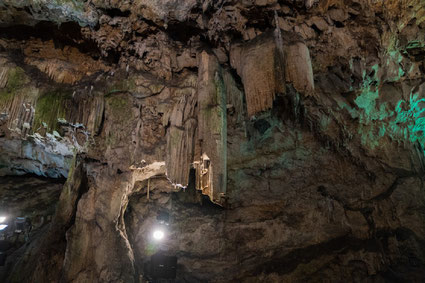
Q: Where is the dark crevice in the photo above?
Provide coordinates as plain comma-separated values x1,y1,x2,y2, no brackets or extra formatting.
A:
334,21,345,28
253,119,271,135
95,105,106,136
166,20,204,43
348,12,359,21
99,8,131,18
310,24,323,35
317,174,413,213
272,86,304,124
124,195,145,282
0,21,102,58
0,173,66,184
200,194,225,211
225,66,244,90
241,8,274,32
105,49,121,64
371,177,404,202
67,163,89,231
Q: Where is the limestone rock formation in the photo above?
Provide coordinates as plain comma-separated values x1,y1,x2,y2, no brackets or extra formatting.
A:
0,0,424,282
230,31,286,116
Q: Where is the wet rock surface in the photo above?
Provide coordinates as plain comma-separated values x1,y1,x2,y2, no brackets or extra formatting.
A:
0,0,424,282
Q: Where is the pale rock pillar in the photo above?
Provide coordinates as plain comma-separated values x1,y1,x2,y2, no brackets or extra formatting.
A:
196,51,227,205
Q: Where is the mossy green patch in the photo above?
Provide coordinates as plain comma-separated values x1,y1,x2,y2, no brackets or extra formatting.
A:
6,67,27,90
0,67,28,108
0,89,14,109
33,89,72,133
107,78,136,95
106,95,131,120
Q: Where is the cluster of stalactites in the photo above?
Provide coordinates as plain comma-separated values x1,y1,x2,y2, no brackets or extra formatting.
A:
166,31,315,205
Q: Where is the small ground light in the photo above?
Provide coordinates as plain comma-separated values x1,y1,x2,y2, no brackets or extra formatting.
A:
0,225,7,231
0,217,6,223
153,230,164,241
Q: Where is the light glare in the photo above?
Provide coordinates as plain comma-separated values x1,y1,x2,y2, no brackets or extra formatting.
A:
0,224,7,231
0,217,6,223
153,230,164,240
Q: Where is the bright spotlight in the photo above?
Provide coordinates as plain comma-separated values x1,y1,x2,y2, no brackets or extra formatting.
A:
0,225,7,231
153,230,164,241
0,217,5,223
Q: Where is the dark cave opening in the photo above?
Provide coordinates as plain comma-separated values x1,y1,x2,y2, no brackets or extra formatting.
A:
0,173,69,281
165,20,205,44
124,170,225,282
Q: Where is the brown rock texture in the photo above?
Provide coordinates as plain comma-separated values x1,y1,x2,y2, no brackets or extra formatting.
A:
230,31,286,116
0,0,424,282
196,51,227,204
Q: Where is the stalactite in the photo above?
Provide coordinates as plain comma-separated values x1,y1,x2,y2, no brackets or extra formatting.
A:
196,51,227,205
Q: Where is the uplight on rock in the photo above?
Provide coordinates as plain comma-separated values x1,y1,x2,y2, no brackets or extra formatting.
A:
153,230,164,241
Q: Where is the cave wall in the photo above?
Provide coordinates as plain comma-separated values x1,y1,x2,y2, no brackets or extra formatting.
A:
0,0,425,282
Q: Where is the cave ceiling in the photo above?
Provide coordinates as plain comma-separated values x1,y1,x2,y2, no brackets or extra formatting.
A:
0,0,425,282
